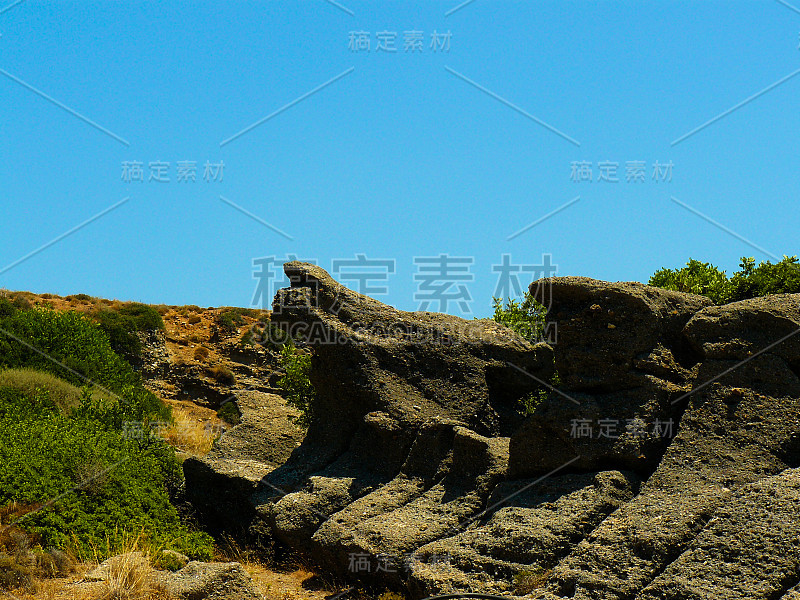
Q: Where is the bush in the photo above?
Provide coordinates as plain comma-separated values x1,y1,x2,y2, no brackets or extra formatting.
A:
0,385,212,562
216,401,241,426
649,255,800,304
241,320,289,351
491,292,547,342
0,368,83,413
193,346,210,361
492,292,559,415
277,342,316,427
0,304,212,563
0,306,170,425
90,303,165,363
648,259,734,304
0,553,32,591
67,293,93,302
215,309,247,334
207,365,235,385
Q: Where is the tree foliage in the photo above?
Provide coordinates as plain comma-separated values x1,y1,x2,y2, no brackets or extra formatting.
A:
649,255,800,304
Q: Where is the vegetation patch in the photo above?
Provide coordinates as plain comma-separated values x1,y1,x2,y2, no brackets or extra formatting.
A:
0,303,213,566
90,302,165,363
649,255,800,304
277,342,316,427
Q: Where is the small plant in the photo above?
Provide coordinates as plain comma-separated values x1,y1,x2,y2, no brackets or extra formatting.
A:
151,549,186,572
216,400,242,426
187,315,202,324
519,370,561,416
208,365,235,385
277,341,316,427
513,566,551,594
492,292,547,342
193,346,210,361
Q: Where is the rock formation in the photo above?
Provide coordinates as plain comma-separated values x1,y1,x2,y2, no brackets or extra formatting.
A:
185,263,800,599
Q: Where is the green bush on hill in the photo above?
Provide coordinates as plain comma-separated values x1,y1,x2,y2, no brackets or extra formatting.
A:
90,302,165,363
0,302,213,564
0,303,169,425
649,255,800,304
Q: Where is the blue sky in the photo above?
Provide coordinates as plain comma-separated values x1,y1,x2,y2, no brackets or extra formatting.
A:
1,0,798,317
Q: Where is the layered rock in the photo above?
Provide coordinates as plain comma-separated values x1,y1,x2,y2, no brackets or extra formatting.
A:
183,390,305,542
183,266,800,599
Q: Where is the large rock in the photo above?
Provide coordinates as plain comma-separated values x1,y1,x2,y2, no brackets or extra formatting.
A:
153,561,264,600
406,470,639,596
535,293,800,600
510,278,712,479
185,267,800,599
530,276,713,392
637,468,800,600
267,262,553,470
250,262,552,580
183,390,305,542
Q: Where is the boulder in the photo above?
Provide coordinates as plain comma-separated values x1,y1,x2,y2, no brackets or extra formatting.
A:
153,561,263,600
184,267,800,599
183,390,305,541
251,261,553,577
510,277,712,479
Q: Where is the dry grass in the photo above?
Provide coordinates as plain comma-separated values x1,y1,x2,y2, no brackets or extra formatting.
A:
0,368,83,413
98,552,152,600
158,401,222,457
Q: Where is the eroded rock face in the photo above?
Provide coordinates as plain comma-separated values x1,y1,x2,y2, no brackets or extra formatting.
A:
183,390,305,543
510,277,714,479
184,266,800,599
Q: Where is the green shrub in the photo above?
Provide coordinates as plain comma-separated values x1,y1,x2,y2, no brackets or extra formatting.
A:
649,258,735,304
277,342,316,427
0,306,170,425
0,368,83,413
0,304,211,563
649,255,800,304
0,385,212,562
241,321,289,351
90,303,165,363
492,292,560,415
151,550,185,572
491,292,547,342
519,370,561,416
215,309,247,333
67,293,93,302
216,401,241,426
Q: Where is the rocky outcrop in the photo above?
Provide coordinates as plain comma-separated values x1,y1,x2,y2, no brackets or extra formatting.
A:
153,561,264,600
510,277,713,479
183,391,305,543
184,264,800,599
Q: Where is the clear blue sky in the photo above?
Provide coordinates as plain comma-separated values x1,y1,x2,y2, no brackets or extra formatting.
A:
1,0,798,317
